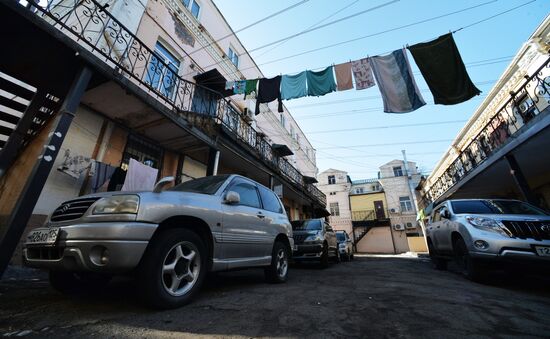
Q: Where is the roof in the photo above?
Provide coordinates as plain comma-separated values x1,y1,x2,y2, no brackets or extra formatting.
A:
351,178,379,185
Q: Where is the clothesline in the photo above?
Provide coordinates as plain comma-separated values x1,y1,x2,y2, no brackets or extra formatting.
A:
225,32,481,115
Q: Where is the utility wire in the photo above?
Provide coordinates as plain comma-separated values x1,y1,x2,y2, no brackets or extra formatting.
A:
247,0,400,54
254,0,361,58
186,0,310,56
304,120,467,135
316,139,454,150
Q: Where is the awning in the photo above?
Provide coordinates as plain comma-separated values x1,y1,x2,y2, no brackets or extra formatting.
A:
272,144,294,157
193,68,233,97
315,208,331,218
303,175,318,184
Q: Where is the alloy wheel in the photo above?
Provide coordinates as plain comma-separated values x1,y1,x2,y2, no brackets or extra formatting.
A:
161,241,201,296
276,248,288,278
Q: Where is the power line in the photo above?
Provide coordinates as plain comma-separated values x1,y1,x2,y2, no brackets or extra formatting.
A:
304,120,467,135
187,0,310,57
247,0,400,54
254,0,361,58
316,139,454,150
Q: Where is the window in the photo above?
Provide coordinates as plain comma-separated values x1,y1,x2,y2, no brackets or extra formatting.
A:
355,187,364,194
258,186,283,214
228,180,260,208
329,202,340,216
122,134,163,171
146,42,180,98
181,0,200,19
451,200,547,215
393,166,403,177
290,126,295,139
227,46,239,67
328,175,335,185
329,192,336,196
280,113,286,128
399,196,413,212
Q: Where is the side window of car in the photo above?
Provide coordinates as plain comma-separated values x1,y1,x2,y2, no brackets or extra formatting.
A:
432,208,441,222
325,223,333,232
228,180,261,208
258,186,283,214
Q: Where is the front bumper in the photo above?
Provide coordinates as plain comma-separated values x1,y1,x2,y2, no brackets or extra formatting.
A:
468,235,550,264
293,243,323,260
23,221,157,273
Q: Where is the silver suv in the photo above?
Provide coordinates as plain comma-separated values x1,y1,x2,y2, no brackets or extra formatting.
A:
426,199,550,280
24,174,293,308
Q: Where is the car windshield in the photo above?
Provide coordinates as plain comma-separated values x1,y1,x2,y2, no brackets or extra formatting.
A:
336,233,346,241
169,175,230,195
291,220,322,231
451,200,548,215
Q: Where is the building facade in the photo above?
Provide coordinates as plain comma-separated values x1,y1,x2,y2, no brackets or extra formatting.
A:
0,0,326,268
316,169,353,234
417,15,550,214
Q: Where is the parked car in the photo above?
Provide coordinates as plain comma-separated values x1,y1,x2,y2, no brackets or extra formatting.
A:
336,230,354,261
291,219,339,267
23,174,293,309
426,199,550,281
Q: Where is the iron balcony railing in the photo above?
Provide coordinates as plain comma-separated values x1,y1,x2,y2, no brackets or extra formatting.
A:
351,209,393,222
22,0,326,206
423,56,550,205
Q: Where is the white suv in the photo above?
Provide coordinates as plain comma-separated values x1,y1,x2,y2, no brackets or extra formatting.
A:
426,199,550,280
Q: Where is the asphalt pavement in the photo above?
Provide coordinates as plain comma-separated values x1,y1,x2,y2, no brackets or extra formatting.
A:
1,254,550,338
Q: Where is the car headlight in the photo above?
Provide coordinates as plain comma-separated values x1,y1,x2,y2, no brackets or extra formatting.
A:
339,243,346,248
92,195,139,214
305,233,322,242
466,216,510,237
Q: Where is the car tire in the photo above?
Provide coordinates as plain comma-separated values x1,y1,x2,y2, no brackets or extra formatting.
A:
265,241,289,283
350,253,354,261
320,242,329,268
334,247,341,263
454,236,486,282
49,271,111,294
427,239,447,271
138,228,207,309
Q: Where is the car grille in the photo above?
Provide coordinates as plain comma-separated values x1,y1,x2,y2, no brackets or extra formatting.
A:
501,221,550,241
50,197,100,222
293,234,309,244
26,247,64,260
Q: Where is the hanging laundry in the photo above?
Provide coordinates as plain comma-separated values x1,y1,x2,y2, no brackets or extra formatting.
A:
255,75,283,114
334,62,354,91
107,166,127,191
90,161,116,193
351,57,375,90
244,79,258,99
408,33,481,105
233,80,246,94
121,158,159,192
225,81,235,91
306,66,337,97
369,49,426,113
281,71,307,100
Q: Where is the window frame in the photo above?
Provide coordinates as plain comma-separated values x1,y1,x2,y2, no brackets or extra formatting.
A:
328,175,335,185
329,202,340,216
258,185,284,214
227,45,239,68
146,41,181,99
225,178,262,209
399,196,413,212
393,166,403,177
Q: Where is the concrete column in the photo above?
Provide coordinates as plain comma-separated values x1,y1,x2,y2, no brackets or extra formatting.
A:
206,148,220,176
505,154,538,206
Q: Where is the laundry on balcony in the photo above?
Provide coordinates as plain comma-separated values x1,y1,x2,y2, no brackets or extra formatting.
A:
334,62,353,91
255,75,283,114
306,66,337,97
369,48,426,113
408,33,481,105
281,71,307,100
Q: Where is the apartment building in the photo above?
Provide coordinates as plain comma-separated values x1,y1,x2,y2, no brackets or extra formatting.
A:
0,0,326,268
316,169,352,234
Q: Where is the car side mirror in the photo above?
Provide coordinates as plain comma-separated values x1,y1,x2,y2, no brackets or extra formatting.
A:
224,191,240,204
153,176,174,193
441,209,450,219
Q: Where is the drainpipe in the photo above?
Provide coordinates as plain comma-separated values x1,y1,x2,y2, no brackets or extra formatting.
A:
402,150,418,214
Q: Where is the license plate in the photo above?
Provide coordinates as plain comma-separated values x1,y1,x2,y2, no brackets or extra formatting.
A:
26,228,59,245
534,246,550,257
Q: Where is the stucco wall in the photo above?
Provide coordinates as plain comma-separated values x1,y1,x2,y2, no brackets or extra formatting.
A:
356,227,394,254
350,192,387,213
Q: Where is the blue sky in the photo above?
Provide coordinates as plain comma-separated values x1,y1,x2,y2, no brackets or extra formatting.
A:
213,0,549,180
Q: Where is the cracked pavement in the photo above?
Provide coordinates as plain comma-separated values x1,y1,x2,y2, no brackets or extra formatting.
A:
1,255,550,338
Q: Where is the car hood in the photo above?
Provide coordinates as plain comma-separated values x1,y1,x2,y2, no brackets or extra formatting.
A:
461,214,550,222
292,230,319,236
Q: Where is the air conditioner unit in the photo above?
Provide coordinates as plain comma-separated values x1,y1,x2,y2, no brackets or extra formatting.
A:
393,224,405,231
390,208,399,214
405,222,416,229
242,107,254,122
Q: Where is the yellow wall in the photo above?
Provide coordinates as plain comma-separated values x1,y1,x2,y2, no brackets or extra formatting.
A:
407,237,428,253
350,192,387,212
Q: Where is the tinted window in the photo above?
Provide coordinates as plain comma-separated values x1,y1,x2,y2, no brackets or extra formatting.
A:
228,181,260,208
452,200,547,215
258,186,283,214
170,175,229,194
325,223,333,232
336,233,346,241
291,220,322,231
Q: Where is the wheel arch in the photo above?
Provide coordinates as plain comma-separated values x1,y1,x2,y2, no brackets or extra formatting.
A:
150,215,214,270
274,233,291,254
451,231,463,252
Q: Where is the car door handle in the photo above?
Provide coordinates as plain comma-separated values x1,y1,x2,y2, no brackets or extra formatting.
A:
257,213,265,219
436,226,440,229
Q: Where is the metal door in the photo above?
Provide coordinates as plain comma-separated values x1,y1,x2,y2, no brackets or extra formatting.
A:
374,200,385,219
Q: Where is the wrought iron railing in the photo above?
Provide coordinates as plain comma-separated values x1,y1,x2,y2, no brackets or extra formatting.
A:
351,210,375,222
423,56,550,204
21,0,326,206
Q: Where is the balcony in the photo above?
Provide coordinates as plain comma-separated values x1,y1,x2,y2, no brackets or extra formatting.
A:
422,56,550,206
12,0,325,207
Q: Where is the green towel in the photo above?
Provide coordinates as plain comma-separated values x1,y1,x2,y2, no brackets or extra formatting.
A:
281,71,307,100
306,66,336,97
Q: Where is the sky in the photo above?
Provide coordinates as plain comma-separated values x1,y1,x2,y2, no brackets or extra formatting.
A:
213,0,549,180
